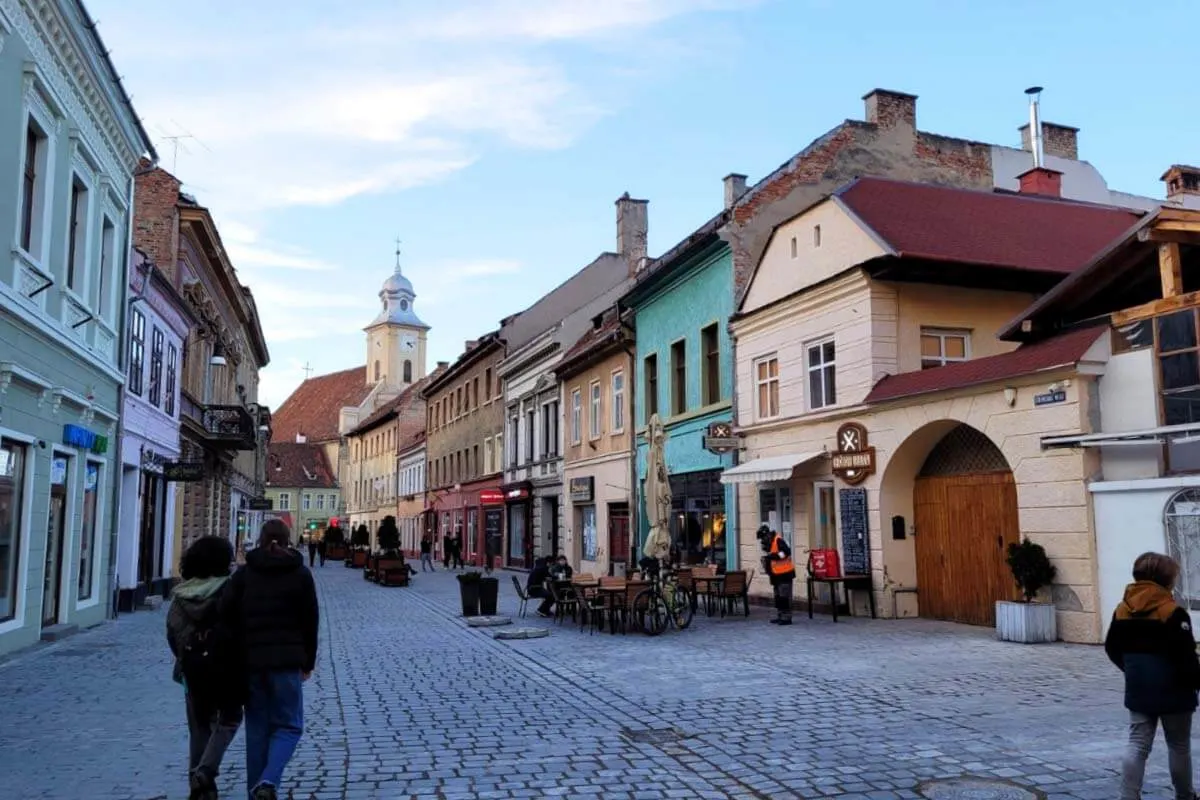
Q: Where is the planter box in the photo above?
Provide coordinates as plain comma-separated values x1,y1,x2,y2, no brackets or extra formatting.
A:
326,545,347,561
459,580,481,617
996,600,1057,644
479,578,499,615
351,550,368,568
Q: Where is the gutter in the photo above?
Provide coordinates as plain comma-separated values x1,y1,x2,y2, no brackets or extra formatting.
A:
620,337,639,569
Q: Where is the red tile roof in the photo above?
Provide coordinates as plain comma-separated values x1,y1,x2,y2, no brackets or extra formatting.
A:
347,369,443,438
269,365,371,444
265,441,337,489
838,178,1143,274
863,325,1104,404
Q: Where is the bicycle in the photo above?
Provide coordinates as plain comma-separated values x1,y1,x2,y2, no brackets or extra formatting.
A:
633,563,694,636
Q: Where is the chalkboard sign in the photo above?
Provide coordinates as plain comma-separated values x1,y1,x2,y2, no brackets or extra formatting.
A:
838,487,870,576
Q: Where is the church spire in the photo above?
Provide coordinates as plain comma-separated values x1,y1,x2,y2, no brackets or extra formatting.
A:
394,236,403,275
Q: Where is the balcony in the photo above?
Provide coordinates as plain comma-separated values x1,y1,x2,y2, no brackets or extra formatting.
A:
201,405,257,450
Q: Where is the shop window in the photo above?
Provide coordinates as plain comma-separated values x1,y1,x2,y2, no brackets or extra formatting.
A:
612,370,625,432
644,354,659,423
1166,488,1200,611
701,324,720,406
813,482,836,550
570,389,582,444
0,439,28,621
78,461,100,601
668,471,727,568
806,337,836,410
920,328,971,370
128,309,146,395
589,381,602,439
755,355,780,420
670,340,687,415
580,506,598,561
149,327,164,406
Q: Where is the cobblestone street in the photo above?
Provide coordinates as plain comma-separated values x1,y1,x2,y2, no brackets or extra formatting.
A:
0,563,1183,799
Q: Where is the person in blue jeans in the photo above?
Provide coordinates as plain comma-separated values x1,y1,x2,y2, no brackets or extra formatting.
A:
221,519,319,800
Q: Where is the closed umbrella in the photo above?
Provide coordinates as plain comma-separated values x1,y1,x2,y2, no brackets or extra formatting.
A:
642,414,672,562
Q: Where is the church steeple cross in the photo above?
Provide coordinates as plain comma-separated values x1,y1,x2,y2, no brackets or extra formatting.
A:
394,237,402,275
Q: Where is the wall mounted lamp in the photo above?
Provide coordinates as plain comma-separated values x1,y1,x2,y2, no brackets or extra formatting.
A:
1003,387,1017,407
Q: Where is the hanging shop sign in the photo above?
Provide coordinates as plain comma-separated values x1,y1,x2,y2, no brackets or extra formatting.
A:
702,421,742,454
830,422,876,486
247,497,273,511
63,423,108,455
163,461,206,482
569,476,594,503
505,486,530,501
479,489,505,506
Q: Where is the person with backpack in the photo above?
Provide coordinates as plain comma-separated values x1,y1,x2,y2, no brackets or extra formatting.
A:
166,536,242,800
1105,551,1200,800
221,519,319,800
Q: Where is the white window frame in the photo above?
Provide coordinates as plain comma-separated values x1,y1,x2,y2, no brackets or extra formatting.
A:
15,82,60,274
63,169,93,302
570,388,582,444
0,428,37,634
611,370,625,433
316,494,325,511
278,493,291,511
806,337,837,411
754,355,780,420
75,457,104,609
302,493,312,511
589,381,602,440
920,328,972,369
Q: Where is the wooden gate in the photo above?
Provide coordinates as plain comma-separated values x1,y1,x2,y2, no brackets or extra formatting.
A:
914,471,1020,626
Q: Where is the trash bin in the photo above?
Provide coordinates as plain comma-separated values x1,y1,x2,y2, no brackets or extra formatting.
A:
479,577,499,615
457,573,481,616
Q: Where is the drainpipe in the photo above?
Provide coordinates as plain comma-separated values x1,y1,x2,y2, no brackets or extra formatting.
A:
621,331,638,569
106,172,137,619
727,320,739,571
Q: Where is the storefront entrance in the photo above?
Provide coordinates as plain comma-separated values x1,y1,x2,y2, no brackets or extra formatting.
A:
608,504,630,567
137,473,165,588
913,425,1019,626
669,469,727,568
43,455,70,626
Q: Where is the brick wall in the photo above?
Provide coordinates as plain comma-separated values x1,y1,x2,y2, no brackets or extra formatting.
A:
133,164,182,285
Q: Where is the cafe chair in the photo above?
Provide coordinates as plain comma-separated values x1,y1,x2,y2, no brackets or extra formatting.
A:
511,575,530,618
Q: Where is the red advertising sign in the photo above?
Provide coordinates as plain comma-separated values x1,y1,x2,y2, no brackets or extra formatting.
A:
479,489,504,506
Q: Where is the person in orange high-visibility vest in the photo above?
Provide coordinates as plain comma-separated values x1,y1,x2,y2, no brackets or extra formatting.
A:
757,524,795,625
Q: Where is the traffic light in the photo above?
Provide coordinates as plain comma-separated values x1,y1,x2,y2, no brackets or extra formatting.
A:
308,520,317,531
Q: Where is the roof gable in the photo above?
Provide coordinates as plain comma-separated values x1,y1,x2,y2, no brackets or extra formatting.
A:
270,366,371,444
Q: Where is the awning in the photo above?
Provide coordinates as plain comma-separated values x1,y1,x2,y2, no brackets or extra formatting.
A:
719,451,827,484
1042,422,1200,449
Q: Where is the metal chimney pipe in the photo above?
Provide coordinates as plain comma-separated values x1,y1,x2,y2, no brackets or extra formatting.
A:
1025,86,1044,169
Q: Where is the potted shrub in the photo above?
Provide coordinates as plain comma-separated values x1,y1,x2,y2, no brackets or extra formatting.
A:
374,516,408,586
996,537,1058,644
323,525,347,561
457,570,483,617
349,524,370,568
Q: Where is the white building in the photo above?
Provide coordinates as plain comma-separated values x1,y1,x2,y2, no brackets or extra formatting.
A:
115,250,193,610
397,439,426,553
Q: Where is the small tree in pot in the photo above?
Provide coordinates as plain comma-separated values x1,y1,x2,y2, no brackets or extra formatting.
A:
348,524,371,568
996,537,1059,644
377,516,401,557
324,525,346,561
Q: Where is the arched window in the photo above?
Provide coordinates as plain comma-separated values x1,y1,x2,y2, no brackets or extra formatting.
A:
1165,489,1200,610
403,360,413,383
373,360,380,382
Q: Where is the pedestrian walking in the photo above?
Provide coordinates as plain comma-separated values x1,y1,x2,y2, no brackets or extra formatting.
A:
221,519,319,800
420,534,435,572
442,533,452,569
307,536,318,568
1105,551,1200,800
166,535,242,800
316,537,326,567
451,529,465,570
757,524,794,625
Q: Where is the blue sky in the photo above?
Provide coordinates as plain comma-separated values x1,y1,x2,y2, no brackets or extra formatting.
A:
88,0,1194,409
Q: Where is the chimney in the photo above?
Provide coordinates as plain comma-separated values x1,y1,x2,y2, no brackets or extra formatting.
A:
1017,166,1063,198
295,432,307,444
437,361,449,369
724,174,747,209
616,192,648,272
464,340,478,352
1162,165,1200,201
862,89,917,130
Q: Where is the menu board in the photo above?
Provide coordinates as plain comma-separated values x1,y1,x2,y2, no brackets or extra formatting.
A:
838,487,870,576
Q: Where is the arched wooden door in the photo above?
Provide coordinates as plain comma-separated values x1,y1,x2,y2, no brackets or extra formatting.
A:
913,425,1020,626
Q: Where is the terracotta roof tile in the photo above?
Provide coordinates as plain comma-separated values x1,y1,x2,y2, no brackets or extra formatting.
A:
348,370,442,438
270,365,371,444
838,178,1143,274
265,442,337,489
561,317,622,364
864,325,1104,404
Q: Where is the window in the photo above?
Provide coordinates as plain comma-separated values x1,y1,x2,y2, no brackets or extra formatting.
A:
148,328,164,406
66,176,88,293
316,494,325,510
97,218,115,319
164,344,177,416
473,378,480,409
484,438,494,474
374,361,380,382
485,368,493,400
589,381,602,439
509,415,519,467
670,340,687,415
755,356,780,419
789,236,798,259
457,387,463,417
278,493,291,511
920,328,970,369
1157,310,1200,472
403,360,412,383
128,309,145,395
19,122,46,255
0,439,27,621
542,401,559,457
612,371,625,432
806,338,836,409
1165,489,1200,609
302,493,312,511
813,225,822,248
570,389,582,444
701,324,720,406
644,354,658,422
526,408,536,460
78,461,100,601
473,444,480,477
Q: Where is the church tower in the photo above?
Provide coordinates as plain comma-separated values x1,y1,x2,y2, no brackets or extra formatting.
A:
364,244,429,389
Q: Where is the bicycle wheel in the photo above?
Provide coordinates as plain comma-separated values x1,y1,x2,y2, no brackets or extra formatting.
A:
639,590,667,636
670,585,694,630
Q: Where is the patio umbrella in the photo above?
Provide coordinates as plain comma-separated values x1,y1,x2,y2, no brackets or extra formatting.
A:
642,413,672,562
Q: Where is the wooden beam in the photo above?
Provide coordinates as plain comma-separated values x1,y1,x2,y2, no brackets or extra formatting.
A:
1157,220,1200,234
1139,228,1200,245
1156,207,1200,222
1160,241,1184,297
1111,288,1200,325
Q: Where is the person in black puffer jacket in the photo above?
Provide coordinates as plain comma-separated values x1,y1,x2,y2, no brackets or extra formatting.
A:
220,519,318,800
1105,551,1200,800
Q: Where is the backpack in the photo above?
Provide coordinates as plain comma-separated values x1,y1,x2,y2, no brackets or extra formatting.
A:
180,604,233,690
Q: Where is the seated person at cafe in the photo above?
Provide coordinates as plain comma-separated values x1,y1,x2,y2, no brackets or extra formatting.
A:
549,554,573,582
527,556,554,617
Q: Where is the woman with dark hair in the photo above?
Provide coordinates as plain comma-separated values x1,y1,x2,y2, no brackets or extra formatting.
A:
1106,551,1200,800
166,535,241,800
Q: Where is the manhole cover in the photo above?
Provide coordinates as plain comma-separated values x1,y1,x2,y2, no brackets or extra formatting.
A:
493,627,549,640
465,615,512,628
620,727,688,745
920,777,1043,800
